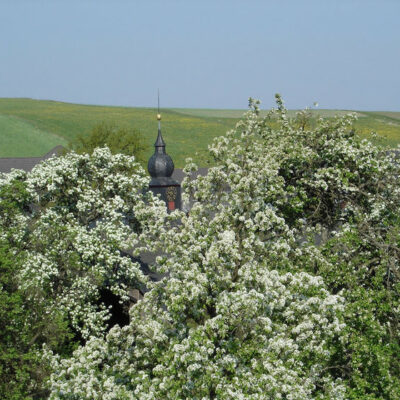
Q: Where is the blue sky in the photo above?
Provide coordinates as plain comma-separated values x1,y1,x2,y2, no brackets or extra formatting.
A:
1,0,399,110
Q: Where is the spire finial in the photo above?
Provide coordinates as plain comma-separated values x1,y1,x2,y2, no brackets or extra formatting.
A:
157,89,161,121
154,89,165,149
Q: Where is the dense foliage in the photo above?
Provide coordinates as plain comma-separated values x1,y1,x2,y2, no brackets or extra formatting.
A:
0,148,168,397
1,96,399,399
0,237,46,399
69,122,147,164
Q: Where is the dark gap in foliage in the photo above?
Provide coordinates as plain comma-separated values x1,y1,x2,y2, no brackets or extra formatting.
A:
98,288,130,329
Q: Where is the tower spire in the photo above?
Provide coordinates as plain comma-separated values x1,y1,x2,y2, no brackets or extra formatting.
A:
147,90,181,211
148,90,173,177
155,89,166,151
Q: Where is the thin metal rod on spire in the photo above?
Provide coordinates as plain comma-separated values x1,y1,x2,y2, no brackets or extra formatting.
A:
157,89,161,129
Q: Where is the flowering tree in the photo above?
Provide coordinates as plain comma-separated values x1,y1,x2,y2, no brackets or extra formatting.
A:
3,98,399,399
1,148,169,338
47,100,364,399
0,148,169,396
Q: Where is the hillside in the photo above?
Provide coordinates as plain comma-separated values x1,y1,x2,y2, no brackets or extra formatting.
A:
0,98,399,167
0,114,67,157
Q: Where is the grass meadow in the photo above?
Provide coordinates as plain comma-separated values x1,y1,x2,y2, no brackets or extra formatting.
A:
0,113,68,157
0,98,399,167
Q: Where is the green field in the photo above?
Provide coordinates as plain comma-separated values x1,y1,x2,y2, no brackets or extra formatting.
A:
0,114,68,157
0,98,399,167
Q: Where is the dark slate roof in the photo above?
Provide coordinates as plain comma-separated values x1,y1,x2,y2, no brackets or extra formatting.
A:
0,146,65,174
171,167,209,183
385,149,400,158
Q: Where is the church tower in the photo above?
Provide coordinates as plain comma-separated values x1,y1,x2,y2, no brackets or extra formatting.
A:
147,96,181,210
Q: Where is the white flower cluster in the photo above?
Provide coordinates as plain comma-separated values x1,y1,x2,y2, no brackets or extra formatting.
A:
47,100,378,399
0,147,169,338
5,97,397,398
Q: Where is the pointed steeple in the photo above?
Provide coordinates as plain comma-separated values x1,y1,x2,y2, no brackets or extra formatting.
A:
147,92,174,178
147,91,181,211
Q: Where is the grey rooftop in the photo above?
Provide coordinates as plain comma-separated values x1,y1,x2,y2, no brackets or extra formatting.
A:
0,146,65,174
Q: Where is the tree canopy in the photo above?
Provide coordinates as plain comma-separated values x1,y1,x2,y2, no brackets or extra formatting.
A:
1,96,399,399
0,148,168,398
69,122,147,165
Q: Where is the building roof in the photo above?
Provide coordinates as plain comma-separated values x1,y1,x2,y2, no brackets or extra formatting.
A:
171,167,208,183
0,145,65,174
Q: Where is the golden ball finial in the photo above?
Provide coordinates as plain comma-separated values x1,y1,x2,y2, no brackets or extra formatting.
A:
157,113,161,121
